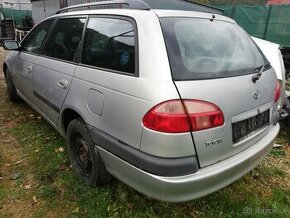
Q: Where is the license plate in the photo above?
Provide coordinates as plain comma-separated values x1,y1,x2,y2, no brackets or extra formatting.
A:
232,110,269,143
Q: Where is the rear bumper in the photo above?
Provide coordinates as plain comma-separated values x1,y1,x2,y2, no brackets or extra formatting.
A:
97,124,280,202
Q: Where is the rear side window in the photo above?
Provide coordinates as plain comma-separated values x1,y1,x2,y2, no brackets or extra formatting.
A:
43,18,86,62
160,18,268,80
82,17,135,74
21,20,53,54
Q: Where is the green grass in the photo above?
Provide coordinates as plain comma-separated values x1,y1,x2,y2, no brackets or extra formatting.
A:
270,148,287,158
3,117,288,217
255,165,286,178
275,120,290,145
0,186,7,204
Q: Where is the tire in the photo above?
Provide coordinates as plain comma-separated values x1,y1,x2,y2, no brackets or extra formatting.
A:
66,118,111,186
4,69,21,103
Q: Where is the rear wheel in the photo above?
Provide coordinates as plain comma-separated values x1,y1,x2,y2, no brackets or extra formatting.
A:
4,69,21,102
66,118,111,186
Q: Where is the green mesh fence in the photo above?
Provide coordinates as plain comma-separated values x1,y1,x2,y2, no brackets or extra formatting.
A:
266,6,290,46
0,8,32,28
217,5,290,46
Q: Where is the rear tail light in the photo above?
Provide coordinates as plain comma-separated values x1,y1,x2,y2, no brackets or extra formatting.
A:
184,100,224,131
274,81,282,103
143,100,224,133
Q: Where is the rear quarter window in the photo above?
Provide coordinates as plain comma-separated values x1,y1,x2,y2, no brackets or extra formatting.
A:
81,17,136,74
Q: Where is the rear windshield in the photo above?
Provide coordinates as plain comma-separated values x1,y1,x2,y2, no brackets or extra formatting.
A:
160,18,268,80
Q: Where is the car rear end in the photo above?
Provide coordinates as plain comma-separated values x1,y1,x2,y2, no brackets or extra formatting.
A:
143,11,280,200
97,10,280,202
157,12,281,167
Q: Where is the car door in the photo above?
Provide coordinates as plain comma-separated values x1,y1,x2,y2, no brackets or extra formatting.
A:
13,19,54,103
32,17,86,125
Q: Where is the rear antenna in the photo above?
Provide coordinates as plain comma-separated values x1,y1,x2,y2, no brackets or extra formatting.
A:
210,14,215,22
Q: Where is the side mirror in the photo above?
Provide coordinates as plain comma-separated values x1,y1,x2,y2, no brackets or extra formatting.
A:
3,40,19,51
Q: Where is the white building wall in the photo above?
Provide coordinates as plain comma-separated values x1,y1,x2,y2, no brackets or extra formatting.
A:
0,0,32,10
32,0,60,24
32,0,107,23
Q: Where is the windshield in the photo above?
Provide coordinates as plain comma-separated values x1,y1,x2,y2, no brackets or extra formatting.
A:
160,18,268,80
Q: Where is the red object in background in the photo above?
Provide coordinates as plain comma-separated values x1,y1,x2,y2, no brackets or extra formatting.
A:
267,0,290,5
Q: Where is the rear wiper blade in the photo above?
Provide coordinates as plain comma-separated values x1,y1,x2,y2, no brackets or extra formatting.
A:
253,65,264,74
252,63,269,83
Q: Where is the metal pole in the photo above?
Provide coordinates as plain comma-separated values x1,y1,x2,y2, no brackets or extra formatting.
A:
11,6,16,40
263,5,272,40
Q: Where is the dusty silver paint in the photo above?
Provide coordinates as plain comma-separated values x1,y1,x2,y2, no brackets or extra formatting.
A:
33,56,75,125
87,89,104,115
140,127,195,158
12,52,36,102
175,68,277,167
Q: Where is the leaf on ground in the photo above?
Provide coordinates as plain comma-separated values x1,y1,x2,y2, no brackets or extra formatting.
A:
72,207,79,214
14,160,23,165
58,147,65,152
59,164,66,171
32,196,37,204
24,184,31,190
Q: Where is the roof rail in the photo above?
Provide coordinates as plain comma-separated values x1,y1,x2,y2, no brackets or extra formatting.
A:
55,0,151,14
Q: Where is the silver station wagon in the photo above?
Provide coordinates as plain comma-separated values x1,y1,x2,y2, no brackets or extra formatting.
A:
3,0,281,202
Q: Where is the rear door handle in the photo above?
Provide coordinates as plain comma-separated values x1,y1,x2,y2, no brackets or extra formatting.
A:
26,66,32,73
57,79,69,89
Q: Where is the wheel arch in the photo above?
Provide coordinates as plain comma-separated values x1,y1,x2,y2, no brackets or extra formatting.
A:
60,107,86,136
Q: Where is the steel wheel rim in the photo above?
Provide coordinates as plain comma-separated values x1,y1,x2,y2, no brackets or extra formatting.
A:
71,133,92,178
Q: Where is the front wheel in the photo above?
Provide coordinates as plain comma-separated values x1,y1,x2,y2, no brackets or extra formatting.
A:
66,118,111,186
4,69,21,102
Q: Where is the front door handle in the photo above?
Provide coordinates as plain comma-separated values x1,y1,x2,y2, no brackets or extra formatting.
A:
26,66,32,73
57,79,69,89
